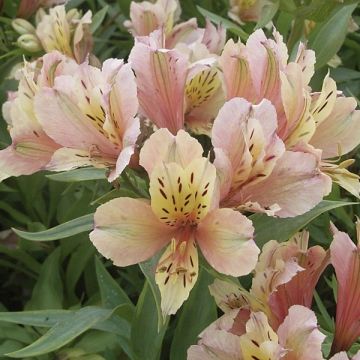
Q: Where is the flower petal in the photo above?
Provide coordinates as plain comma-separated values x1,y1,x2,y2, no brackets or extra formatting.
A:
277,305,326,360
149,157,216,226
310,97,360,159
155,235,199,316
196,208,258,277
129,32,189,134
330,223,360,353
239,150,332,217
90,198,172,266
139,128,203,175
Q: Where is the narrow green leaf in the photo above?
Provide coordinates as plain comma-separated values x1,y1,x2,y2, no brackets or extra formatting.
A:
5,307,118,358
26,248,63,310
196,6,249,40
90,6,109,33
314,290,334,332
131,282,168,360
95,257,134,309
170,270,217,360
12,213,94,241
309,4,357,69
252,200,357,247
139,253,166,329
46,168,106,182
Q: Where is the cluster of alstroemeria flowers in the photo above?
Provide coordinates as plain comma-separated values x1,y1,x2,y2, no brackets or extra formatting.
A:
189,222,360,360
1,0,360,353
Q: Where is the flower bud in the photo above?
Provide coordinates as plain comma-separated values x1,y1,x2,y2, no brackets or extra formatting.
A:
12,18,36,35
17,34,42,52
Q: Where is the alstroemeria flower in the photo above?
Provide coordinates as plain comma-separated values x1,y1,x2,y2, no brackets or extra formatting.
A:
188,305,325,360
124,0,180,37
219,29,360,199
90,129,259,316
35,5,92,63
125,0,225,58
0,52,73,182
34,54,140,182
129,29,225,135
17,0,66,18
330,220,360,354
209,231,328,330
228,0,267,23
212,97,331,217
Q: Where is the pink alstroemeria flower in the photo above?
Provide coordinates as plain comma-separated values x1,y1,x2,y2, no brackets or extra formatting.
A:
0,52,73,182
219,29,360,198
212,97,331,217
209,231,328,330
188,305,325,360
34,52,140,182
330,220,360,354
125,0,225,57
228,0,267,23
129,29,225,135
35,5,93,63
90,129,259,316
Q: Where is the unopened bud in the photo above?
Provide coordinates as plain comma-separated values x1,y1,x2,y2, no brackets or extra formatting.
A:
17,34,42,52
12,18,36,35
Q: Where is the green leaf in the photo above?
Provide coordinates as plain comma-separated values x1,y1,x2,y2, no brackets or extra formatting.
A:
13,213,94,241
252,200,357,247
131,282,168,360
309,4,358,69
139,253,166,329
26,248,63,310
90,6,109,33
95,257,134,309
196,6,249,41
46,168,106,182
170,270,217,360
5,307,119,358
255,0,280,29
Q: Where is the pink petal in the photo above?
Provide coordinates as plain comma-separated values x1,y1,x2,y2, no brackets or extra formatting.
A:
277,305,326,360
201,19,226,55
129,31,189,134
139,128,203,175
108,63,139,138
90,197,173,266
239,150,332,217
196,208,258,276
330,224,360,353
219,39,256,101
310,97,360,159
34,87,115,153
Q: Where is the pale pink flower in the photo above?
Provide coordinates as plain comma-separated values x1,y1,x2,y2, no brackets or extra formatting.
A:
188,305,325,360
228,0,268,23
125,0,225,57
124,0,180,37
212,97,331,217
129,29,225,135
209,231,328,330
330,220,360,354
33,53,140,182
219,29,360,198
0,52,73,182
35,5,93,63
90,129,259,316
